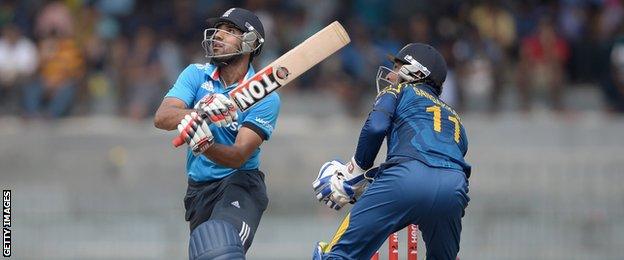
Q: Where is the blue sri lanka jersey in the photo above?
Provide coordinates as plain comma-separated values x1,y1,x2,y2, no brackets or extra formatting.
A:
165,63,280,182
354,83,471,177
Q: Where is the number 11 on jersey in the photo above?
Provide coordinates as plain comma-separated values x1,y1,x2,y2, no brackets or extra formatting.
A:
426,105,460,143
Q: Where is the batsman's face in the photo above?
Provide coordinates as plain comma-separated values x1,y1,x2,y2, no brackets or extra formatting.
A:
212,23,243,55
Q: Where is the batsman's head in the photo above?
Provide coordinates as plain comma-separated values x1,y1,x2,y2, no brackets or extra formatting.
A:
376,43,447,95
203,8,265,66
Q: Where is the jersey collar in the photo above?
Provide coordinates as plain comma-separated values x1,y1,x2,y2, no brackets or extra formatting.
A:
414,83,441,96
206,64,256,89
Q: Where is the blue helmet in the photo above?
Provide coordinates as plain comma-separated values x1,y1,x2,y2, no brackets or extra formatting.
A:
204,8,265,63
387,43,447,90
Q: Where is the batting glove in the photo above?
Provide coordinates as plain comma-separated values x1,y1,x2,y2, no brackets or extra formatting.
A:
195,93,238,127
177,112,214,156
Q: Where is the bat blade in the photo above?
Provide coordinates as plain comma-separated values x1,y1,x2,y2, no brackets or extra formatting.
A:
229,21,350,112
173,21,350,147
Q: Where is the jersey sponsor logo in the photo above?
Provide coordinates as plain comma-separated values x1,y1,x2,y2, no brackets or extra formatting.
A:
227,121,241,132
254,117,273,132
229,67,281,112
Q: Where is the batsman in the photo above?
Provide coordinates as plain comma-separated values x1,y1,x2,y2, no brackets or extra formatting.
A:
312,43,471,260
154,8,279,260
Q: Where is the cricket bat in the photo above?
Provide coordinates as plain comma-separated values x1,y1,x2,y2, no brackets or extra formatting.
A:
173,21,350,147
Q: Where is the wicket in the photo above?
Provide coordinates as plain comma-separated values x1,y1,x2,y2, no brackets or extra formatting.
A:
371,224,418,260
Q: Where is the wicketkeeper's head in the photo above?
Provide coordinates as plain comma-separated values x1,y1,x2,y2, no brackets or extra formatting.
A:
203,8,265,64
376,43,447,95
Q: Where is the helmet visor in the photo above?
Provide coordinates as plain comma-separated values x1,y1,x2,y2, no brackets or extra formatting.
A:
375,66,398,93
202,28,262,59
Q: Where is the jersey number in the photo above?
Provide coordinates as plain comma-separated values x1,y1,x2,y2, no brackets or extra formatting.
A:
426,105,460,143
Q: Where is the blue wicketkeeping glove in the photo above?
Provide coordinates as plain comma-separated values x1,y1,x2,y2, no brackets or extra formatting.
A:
312,158,370,210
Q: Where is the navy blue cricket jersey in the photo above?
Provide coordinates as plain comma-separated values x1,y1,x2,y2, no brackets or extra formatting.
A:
354,83,471,177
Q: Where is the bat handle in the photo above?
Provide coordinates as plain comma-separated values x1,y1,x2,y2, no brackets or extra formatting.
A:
171,111,211,148
172,136,185,147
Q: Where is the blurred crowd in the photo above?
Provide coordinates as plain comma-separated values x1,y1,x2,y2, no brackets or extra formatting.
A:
0,0,623,119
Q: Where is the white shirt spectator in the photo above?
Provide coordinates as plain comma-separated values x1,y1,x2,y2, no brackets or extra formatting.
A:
0,33,38,85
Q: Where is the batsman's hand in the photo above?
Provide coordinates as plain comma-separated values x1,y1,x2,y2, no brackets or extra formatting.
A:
177,112,214,156
312,158,370,210
195,93,238,127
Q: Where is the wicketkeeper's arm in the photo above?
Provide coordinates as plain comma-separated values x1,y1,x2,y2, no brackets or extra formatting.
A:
353,92,398,169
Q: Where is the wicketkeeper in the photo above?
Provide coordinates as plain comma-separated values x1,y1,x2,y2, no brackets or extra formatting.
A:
312,43,471,260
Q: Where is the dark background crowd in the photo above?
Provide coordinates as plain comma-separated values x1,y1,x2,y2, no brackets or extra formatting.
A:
3,2,624,259
1,0,623,119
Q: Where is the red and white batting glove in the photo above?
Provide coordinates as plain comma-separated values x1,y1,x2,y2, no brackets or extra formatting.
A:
177,112,214,156
195,93,238,127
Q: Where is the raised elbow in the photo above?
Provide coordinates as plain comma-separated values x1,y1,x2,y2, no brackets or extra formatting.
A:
153,114,166,129
153,111,176,131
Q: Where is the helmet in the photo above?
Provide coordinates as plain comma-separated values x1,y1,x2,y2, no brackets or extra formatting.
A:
204,8,265,60
386,43,447,89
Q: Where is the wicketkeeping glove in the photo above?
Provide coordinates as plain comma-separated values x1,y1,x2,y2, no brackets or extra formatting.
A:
177,112,214,156
312,157,370,210
195,93,238,127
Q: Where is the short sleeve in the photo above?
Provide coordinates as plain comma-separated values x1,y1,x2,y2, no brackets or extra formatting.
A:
241,93,280,140
165,64,202,108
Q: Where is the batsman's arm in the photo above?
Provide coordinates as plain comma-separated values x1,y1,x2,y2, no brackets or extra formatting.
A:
201,127,263,169
203,93,277,168
157,64,204,131
154,97,196,131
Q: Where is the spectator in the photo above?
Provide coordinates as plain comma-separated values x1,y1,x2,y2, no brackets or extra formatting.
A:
407,14,433,45
123,26,164,120
470,1,516,51
0,0,621,118
35,0,74,39
517,17,570,113
0,24,38,115
23,29,84,118
603,26,624,113
469,1,515,113
338,20,385,114
452,24,502,112
438,40,462,110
